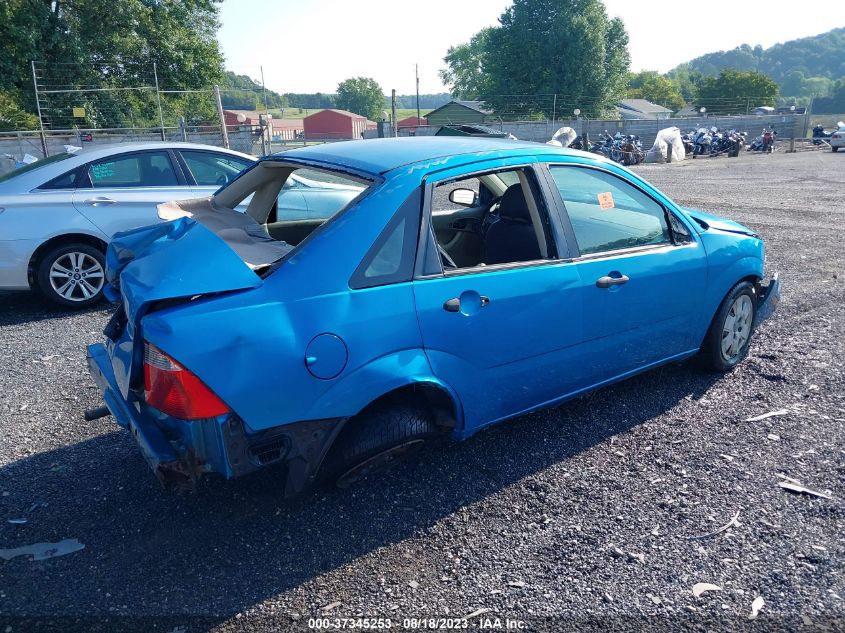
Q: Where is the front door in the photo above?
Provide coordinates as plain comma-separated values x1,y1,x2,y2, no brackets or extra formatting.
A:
546,164,707,382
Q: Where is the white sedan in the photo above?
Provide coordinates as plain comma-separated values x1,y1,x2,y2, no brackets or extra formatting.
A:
831,125,845,152
0,142,256,307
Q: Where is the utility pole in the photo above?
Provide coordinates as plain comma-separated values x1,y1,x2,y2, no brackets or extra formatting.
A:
415,64,421,124
260,66,269,114
153,62,165,141
391,89,398,137
31,61,48,157
214,85,230,149
261,66,272,154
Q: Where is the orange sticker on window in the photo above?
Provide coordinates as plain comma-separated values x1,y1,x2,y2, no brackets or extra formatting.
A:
597,192,615,209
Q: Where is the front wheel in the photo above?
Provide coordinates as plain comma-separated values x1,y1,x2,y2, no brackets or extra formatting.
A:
36,243,106,308
833,146,840,153
699,281,757,372
324,401,439,489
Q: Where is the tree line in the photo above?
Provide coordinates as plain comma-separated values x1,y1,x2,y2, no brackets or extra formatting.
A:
1,0,831,132
438,0,786,118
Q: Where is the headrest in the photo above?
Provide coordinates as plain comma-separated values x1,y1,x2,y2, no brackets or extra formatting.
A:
498,184,531,223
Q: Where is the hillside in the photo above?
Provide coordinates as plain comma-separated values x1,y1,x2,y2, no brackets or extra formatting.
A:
670,27,845,98
218,73,451,115
219,71,288,110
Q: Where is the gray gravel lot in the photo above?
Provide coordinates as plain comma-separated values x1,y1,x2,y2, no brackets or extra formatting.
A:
1,150,844,632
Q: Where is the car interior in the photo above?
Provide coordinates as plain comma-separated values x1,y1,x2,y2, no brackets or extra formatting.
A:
430,168,554,271
158,161,372,269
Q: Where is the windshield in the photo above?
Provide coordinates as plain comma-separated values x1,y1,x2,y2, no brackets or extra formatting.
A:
0,152,75,184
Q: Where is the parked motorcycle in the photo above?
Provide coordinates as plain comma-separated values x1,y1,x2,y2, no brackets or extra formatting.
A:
619,134,644,165
812,124,832,145
693,127,712,157
681,131,695,156
762,128,776,153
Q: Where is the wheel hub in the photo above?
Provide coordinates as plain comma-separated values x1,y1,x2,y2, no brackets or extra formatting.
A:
721,295,753,362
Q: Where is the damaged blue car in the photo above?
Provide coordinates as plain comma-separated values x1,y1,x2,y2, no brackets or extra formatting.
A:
86,137,779,494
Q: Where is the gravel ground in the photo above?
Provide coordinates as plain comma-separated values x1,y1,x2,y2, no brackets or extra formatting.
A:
1,150,843,632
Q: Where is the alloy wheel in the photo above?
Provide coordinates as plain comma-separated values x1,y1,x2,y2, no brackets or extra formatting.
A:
48,251,105,302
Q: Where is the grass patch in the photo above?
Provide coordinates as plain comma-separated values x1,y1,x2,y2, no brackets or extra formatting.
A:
809,113,845,129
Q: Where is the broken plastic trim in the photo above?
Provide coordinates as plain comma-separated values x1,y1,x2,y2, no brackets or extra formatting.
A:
753,272,780,328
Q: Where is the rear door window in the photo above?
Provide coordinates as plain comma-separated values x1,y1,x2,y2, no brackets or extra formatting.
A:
88,151,179,188
180,150,253,186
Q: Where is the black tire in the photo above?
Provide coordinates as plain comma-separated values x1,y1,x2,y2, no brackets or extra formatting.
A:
36,243,106,308
699,281,757,372
324,401,439,489
833,147,839,152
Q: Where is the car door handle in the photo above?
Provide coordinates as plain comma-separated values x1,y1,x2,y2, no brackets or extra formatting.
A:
84,197,116,206
596,274,629,288
443,295,490,312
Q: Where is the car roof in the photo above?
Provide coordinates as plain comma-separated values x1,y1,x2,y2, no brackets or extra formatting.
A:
0,142,255,194
271,137,583,175
66,141,255,162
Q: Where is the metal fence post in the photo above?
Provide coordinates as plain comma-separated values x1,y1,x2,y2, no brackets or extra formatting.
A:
31,61,49,157
391,89,397,138
153,62,166,141
214,85,230,149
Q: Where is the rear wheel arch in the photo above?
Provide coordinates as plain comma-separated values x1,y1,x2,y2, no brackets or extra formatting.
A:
351,381,460,434
317,381,460,483
28,233,108,287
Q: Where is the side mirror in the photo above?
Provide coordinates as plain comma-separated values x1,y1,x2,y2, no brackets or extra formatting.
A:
449,188,477,207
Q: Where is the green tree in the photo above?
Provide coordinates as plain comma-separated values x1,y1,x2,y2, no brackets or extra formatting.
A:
814,78,845,113
0,91,38,130
667,67,705,102
696,69,779,114
0,0,225,129
335,77,385,121
439,28,495,99
440,0,630,118
626,71,685,111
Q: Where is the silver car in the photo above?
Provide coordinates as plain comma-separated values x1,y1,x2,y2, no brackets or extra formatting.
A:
0,142,256,307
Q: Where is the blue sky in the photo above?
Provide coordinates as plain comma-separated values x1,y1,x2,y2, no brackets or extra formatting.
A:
218,0,844,94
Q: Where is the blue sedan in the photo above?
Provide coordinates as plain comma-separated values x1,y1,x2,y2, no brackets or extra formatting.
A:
86,137,779,494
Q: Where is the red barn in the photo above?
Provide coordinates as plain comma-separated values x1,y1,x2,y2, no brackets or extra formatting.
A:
303,109,373,140
397,116,428,128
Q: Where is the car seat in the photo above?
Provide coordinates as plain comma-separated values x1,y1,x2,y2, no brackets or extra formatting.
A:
484,184,541,265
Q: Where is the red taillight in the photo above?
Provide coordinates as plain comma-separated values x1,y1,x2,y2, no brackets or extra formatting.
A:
143,343,230,419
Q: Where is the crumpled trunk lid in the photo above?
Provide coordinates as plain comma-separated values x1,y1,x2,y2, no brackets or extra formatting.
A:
103,217,265,397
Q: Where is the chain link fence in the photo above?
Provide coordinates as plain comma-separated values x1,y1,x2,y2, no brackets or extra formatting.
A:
0,62,815,172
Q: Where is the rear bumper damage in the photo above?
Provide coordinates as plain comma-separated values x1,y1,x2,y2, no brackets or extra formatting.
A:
753,272,780,328
86,343,344,495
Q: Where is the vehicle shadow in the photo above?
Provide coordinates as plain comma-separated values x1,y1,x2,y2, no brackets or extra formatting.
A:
0,362,720,627
0,291,112,327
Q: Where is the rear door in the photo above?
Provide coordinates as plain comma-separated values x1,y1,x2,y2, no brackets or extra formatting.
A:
71,150,191,237
545,164,707,382
412,161,585,431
